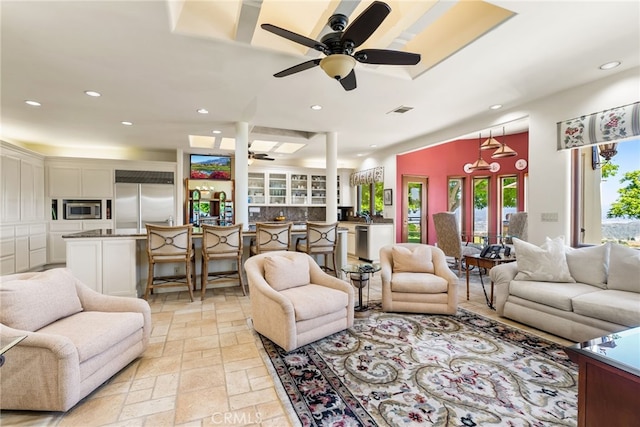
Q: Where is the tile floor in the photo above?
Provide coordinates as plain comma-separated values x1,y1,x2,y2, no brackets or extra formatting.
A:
0,260,573,427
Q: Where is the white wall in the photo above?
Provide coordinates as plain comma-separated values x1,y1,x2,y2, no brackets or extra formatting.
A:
526,67,639,244
369,66,640,245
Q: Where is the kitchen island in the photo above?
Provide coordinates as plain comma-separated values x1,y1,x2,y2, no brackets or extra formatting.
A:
63,225,348,298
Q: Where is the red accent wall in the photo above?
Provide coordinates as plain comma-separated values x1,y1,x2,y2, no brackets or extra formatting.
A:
395,132,529,244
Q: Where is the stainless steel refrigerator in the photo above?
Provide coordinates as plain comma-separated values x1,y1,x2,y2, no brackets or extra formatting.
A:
114,170,176,230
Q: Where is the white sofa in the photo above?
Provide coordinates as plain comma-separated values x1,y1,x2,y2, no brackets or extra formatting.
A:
0,268,151,411
491,239,640,342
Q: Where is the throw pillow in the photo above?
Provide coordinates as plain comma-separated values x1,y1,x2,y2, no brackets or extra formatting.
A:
607,243,640,293
392,245,434,273
0,268,83,331
565,243,609,288
264,254,310,291
513,236,575,283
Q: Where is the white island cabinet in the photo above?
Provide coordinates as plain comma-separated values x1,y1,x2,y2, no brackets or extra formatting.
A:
66,237,136,296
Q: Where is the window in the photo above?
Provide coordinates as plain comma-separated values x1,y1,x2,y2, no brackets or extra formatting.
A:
573,139,640,247
448,177,465,233
472,177,489,243
358,182,384,216
499,176,518,237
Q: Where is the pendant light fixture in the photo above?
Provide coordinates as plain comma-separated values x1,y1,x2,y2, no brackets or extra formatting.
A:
491,127,517,158
469,133,491,171
480,130,501,150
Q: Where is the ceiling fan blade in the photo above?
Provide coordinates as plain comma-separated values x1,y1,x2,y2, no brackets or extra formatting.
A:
339,69,357,91
261,24,328,52
273,59,321,78
355,49,420,65
341,1,391,49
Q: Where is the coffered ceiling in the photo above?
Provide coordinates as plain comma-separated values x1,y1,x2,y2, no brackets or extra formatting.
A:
1,1,639,168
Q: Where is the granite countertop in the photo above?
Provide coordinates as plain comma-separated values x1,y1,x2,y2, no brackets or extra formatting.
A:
63,225,347,238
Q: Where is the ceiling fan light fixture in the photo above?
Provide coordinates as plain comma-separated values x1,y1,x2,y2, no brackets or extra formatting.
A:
320,54,356,80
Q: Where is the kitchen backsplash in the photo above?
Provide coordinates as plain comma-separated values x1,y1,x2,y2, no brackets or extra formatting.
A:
248,206,326,224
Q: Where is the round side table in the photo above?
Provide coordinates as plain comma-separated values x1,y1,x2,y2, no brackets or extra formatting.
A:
341,262,381,317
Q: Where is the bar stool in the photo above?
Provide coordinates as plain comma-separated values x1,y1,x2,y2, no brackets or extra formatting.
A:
201,223,245,300
296,221,338,276
249,222,292,255
144,224,195,302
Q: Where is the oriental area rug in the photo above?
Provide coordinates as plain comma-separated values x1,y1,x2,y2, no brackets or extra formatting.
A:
260,308,578,427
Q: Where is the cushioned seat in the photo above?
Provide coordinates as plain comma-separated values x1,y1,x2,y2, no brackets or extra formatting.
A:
0,268,151,411
508,280,599,312
572,290,640,327
381,243,459,314
244,251,354,352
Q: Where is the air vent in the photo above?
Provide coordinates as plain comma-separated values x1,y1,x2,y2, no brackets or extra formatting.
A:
115,170,174,184
388,106,414,114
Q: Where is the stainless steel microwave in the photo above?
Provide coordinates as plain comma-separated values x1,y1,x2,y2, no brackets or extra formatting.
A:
64,200,101,220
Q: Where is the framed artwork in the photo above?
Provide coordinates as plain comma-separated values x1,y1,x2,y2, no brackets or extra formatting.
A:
384,188,393,206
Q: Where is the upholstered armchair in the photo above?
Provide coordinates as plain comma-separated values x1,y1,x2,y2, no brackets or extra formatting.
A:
244,251,354,352
380,243,459,314
433,212,482,277
506,212,528,243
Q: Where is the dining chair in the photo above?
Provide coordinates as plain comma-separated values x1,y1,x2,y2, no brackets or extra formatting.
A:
432,212,481,277
144,224,195,302
249,222,292,255
201,223,245,300
295,221,338,276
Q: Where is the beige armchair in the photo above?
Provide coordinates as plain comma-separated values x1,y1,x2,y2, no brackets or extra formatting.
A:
244,251,354,352
0,268,151,411
433,211,482,277
380,243,459,314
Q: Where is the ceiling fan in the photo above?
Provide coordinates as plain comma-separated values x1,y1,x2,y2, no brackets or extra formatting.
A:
261,1,421,91
248,144,275,162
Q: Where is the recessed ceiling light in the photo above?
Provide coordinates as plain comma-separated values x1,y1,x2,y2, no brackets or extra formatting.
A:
357,153,363,157
599,61,621,70
310,105,322,110
212,130,222,134
490,104,503,110
121,121,133,126
196,108,209,114
25,100,41,106
370,144,377,148
84,90,101,97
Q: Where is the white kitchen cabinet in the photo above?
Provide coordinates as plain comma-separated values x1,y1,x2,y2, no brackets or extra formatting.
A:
82,168,113,197
248,172,266,204
47,162,113,198
268,172,287,205
14,225,30,272
20,158,45,221
82,220,113,231
49,222,82,264
1,143,47,272
1,154,21,223
66,239,102,292
310,175,327,205
66,237,137,297
341,222,357,257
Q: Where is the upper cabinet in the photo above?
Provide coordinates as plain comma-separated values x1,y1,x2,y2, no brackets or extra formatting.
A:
47,162,113,198
0,143,45,223
1,153,21,223
290,174,309,205
310,175,326,205
248,172,266,204
268,173,287,205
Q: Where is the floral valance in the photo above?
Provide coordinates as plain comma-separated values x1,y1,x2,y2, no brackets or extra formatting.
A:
350,166,384,186
557,101,640,150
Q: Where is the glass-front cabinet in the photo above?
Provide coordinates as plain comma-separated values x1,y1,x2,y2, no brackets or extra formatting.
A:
290,174,309,205
310,175,326,205
268,173,287,205
246,170,331,206
248,172,266,204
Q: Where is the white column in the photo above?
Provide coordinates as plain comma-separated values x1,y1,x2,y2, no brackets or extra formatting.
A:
235,122,249,229
326,132,338,222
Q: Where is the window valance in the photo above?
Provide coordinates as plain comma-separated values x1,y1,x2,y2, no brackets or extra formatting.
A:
557,101,640,150
350,166,384,186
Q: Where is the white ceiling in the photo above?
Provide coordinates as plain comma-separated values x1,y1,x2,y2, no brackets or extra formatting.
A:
1,1,639,168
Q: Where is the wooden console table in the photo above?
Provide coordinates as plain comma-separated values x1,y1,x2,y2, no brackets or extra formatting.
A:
464,254,516,308
565,327,640,427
